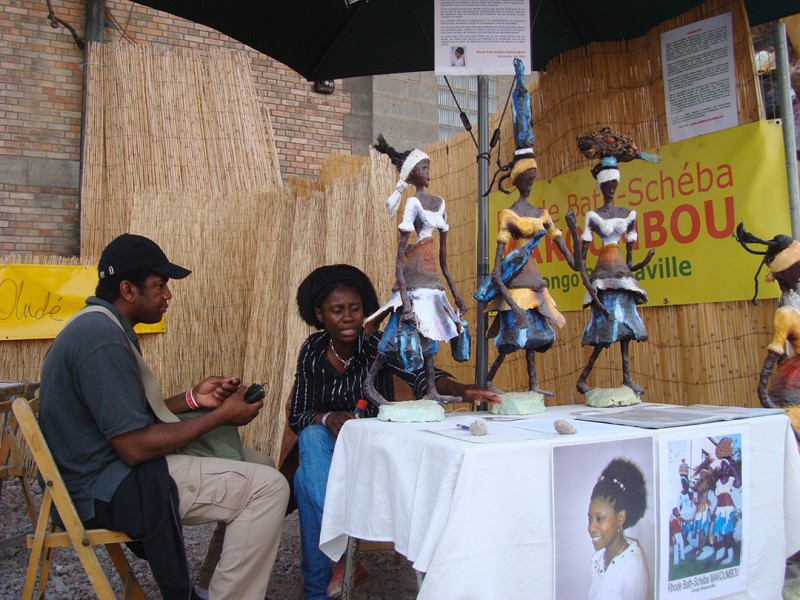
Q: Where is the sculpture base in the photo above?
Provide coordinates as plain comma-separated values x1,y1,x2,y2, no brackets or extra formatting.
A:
584,385,641,408
377,400,445,423
490,391,545,415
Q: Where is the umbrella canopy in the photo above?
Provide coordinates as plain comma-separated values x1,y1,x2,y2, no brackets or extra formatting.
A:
130,0,798,387
134,0,796,80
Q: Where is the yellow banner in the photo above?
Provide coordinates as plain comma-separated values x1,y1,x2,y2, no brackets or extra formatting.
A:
487,121,790,311
0,264,165,340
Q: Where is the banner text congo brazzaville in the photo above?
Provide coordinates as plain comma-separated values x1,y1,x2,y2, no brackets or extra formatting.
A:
487,121,790,311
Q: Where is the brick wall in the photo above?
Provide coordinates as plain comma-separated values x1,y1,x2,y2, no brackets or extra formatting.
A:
1,0,353,256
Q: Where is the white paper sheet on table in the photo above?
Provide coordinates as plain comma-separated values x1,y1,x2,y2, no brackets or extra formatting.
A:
501,416,628,435
573,403,785,428
423,418,551,443
426,410,638,441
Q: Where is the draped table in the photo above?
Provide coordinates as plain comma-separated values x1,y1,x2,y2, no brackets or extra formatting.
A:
320,404,800,599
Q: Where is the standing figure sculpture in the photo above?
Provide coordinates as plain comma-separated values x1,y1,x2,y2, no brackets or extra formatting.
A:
475,58,576,399
734,223,800,439
364,135,467,406
571,128,660,402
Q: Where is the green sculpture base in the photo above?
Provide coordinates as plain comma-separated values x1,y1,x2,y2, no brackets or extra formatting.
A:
584,385,642,408
490,391,545,415
377,399,445,423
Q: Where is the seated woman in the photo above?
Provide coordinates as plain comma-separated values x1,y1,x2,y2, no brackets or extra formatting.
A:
289,264,499,599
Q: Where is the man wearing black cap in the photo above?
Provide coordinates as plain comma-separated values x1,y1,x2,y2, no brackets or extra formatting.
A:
38,234,289,600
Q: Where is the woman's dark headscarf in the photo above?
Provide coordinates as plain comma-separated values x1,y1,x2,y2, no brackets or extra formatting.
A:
296,264,380,329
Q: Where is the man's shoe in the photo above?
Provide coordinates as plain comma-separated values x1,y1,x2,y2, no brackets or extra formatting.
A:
327,560,367,599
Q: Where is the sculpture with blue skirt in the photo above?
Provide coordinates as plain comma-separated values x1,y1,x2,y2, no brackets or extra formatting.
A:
363,135,469,422
475,58,578,415
570,128,661,406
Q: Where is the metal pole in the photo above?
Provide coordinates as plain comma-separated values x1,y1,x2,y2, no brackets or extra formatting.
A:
773,22,800,239
78,0,105,248
476,76,489,387
85,0,104,42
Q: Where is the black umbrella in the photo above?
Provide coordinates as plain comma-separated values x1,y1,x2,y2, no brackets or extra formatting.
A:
134,0,795,80
132,0,799,384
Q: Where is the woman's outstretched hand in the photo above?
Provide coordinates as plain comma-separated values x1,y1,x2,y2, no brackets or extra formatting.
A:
461,384,502,406
435,380,502,406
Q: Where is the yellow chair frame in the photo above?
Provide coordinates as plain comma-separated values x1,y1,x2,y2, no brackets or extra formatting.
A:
12,397,146,600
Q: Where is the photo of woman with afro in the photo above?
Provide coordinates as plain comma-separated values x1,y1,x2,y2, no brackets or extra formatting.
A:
587,458,650,600
552,437,655,600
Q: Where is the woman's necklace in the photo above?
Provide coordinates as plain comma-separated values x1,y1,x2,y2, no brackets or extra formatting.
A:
605,538,629,570
329,339,354,369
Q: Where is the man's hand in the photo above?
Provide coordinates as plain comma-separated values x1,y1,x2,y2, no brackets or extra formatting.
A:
112,378,259,465
217,384,263,426
193,376,242,409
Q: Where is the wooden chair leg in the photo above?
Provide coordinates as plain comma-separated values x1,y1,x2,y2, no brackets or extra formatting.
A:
19,475,38,527
37,538,56,597
341,536,359,600
2,421,38,526
72,541,118,600
105,542,146,600
23,492,53,600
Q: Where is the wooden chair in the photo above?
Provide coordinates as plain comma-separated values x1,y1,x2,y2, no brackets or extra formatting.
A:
11,397,146,600
1,381,40,529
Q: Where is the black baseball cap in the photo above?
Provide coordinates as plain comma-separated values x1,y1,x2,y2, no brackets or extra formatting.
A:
98,233,191,280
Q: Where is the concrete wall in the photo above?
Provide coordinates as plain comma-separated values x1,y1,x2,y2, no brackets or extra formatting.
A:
373,72,441,152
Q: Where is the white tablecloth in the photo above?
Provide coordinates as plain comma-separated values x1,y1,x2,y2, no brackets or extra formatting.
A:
319,405,800,599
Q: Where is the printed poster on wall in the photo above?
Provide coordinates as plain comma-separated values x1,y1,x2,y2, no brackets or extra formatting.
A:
662,13,737,143
553,436,656,600
434,0,531,75
486,120,789,311
658,428,749,599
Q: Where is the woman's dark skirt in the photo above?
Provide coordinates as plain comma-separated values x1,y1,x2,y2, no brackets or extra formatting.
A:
582,289,648,347
494,308,555,355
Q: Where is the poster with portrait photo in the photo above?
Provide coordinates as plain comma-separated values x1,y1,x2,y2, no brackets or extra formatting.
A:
658,427,748,599
450,45,466,67
434,0,530,75
553,436,656,600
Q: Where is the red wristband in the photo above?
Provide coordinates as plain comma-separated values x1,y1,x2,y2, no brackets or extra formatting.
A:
185,388,199,410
